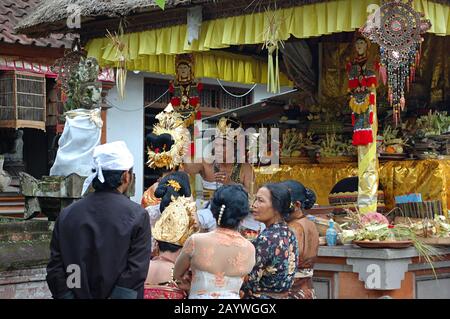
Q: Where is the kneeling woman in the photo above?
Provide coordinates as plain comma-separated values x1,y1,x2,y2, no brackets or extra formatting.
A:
174,184,256,299
241,183,299,299
280,180,319,299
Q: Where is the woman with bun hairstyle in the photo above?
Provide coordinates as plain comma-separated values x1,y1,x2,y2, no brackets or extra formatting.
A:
173,184,255,299
143,172,198,299
279,180,319,299
146,171,196,256
241,183,298,299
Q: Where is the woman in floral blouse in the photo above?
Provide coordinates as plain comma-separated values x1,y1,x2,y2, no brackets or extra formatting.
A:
241,183,299,299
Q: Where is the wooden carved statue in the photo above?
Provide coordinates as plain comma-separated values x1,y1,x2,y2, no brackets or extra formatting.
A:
169,54,203,127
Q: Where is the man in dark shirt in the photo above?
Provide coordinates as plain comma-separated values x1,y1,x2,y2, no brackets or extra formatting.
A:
46,141,151,299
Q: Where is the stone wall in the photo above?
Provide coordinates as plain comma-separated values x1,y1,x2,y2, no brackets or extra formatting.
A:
0,217,52,299
0,267,51,299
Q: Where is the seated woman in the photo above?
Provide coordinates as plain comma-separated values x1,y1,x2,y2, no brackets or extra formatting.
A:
144,241,186,299
241,183,299,299
144,187,198,299
146,171,194,256
279,180,319,299
173,184,256,299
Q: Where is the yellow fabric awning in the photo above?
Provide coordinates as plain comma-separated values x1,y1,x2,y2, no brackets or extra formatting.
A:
86,47,291,85
86,0,449,84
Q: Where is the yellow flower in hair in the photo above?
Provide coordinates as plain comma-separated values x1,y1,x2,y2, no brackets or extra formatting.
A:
167,179,181,192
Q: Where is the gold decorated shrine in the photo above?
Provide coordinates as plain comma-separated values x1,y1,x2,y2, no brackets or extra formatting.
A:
255,159,450,213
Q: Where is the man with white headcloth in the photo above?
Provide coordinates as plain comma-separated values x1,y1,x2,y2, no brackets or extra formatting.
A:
46,141,152,299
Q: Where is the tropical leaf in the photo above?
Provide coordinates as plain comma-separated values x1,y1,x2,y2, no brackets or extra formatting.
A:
155,0,166,10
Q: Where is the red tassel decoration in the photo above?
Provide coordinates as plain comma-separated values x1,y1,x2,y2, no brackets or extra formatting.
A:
346,62,352,73
352,113,355,126
369,111,374,125
374,61,380,72
197,82,203,92
400,95,405,110
168,82,174,94
189,96,200,107
361,78,367,87
369,93,375,105
171,96,181,106
367,76,377,87
352,130,373,146
348,79,359,89
190,142,195,158
379,64,387,85
196,110,202,120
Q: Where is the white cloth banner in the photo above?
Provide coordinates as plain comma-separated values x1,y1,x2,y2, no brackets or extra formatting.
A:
50,108,103,177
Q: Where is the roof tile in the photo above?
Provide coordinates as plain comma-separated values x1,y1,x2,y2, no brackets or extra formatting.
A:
0,0,71,48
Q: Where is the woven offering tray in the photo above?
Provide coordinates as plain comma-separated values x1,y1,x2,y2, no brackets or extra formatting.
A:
353,240,413,249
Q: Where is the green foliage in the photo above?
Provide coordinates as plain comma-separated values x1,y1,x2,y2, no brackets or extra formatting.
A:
416,110,450,137
155,0,166,10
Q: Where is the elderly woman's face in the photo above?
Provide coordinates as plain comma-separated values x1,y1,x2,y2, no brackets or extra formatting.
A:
251,187,278,223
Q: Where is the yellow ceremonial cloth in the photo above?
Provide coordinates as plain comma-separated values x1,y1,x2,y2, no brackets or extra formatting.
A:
86,0,449,84
255,159,450,214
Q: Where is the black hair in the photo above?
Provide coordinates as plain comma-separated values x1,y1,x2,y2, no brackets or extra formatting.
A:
210,184,249,229
146,132,175,153
263,183,294,220
156,240,182,253
155,171,191,212
92,169,132,191
279,180,316,211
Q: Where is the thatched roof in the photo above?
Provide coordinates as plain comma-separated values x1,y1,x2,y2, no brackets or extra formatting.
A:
15,0,197,37
15,0,354,38
17,0,450,39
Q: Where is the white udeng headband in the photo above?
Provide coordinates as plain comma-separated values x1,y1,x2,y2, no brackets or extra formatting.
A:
81,141,134,195
218,204,226,226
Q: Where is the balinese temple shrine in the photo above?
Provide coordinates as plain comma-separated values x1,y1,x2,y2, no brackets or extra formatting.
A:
2,0,450,299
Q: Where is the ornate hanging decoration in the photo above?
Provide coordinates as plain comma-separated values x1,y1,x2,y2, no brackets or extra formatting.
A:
106,19,128,99
361,0,431,125
262,7,285,94
169,54,203,128
347,36,377,146
51,38,86,93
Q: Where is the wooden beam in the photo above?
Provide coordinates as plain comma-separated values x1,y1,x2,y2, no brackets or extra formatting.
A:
241,107,283,123
0,43,65,62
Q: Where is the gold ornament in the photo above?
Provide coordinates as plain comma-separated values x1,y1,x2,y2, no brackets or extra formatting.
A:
152,196,198,246
215,117,241,141
349,95,370,114
146,103,190,170
167,179,181,192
